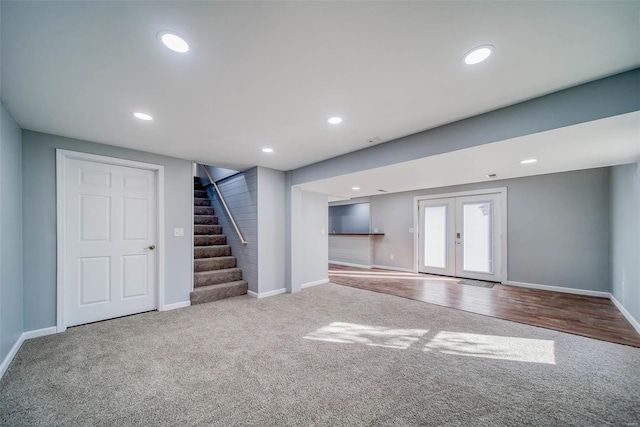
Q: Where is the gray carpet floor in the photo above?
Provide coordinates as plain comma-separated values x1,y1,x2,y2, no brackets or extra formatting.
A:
1,283,639,426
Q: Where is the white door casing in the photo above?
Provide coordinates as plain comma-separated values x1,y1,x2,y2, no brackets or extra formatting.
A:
414,188,507,283
57,150,165,331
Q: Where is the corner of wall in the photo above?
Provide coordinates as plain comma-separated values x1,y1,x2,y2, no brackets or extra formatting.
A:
0,100,25,371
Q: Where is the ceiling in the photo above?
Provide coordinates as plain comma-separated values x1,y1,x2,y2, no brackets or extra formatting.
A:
298,112,640,200
2,2,638,171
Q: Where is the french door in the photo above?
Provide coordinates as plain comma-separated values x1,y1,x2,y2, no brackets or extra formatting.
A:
418,192,504,282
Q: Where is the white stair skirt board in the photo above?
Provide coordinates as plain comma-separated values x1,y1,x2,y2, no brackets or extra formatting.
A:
302,279,330,289
247,288,287,299
0,327,57,379
328,260,372,269
610,294,640,335
506,281,610,298
160,301,191,311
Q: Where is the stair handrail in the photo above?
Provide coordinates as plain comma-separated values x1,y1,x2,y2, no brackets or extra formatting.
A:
200,165,248,245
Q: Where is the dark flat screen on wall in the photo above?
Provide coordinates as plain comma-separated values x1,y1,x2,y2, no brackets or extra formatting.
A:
329,203,370,233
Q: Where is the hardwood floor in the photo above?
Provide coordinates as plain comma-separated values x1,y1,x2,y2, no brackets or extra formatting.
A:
328,264,640,348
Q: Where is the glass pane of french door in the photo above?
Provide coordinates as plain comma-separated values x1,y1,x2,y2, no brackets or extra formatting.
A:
424,205,447,268
461,201,494,274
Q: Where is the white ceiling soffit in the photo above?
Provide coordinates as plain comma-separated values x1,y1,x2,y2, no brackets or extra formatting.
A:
297,112,640,199
1,1,639,171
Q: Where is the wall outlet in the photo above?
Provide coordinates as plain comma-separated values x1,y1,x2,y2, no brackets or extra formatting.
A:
321,228,325,235
409,228,414,233
374,228,379,233
174,228,184,237
390,254,394,260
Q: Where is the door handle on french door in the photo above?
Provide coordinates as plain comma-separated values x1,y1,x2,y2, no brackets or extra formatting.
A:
146,245,156,250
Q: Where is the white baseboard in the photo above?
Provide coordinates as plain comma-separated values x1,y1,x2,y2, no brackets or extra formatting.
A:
0,335,24,379
1,326,58,379
328,261,371,269
371,264,416,273
302,279,330,289
160,301,190,311
609,293,640,335
22,327,57,340
247,288,287,299
328,262,415,274
506,281,610,298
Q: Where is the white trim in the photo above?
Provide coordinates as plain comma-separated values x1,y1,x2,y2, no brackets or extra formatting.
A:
328,260,371,269
506,281,610,298
609,293,640,335
0,335,24,379
247,288,287,299
0,327,57,379
302,278,330,289
370,264,416,273
191,162,195,292
21,327,57,340
413,187,508,283
413,188,509,201
160,301,191,311
56,149,166,332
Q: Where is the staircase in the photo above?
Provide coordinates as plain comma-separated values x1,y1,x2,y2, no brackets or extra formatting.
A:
190,177,248,305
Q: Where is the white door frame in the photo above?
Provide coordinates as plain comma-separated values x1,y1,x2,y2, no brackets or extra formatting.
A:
413,187,508,283
56,149,165,332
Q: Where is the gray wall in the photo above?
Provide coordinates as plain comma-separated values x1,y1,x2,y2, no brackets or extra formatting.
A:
1,101,23,360
329,203,371,234
370,168,611,291
22,131,193,331
610,163,640,323
291,69,640,186
292,190,328,288
208,167,258,293
257,167,286,295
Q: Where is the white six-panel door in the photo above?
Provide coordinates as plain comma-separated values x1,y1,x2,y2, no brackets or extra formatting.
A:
63,157,158,327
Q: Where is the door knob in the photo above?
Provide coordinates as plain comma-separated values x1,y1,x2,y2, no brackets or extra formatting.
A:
146,245,156,250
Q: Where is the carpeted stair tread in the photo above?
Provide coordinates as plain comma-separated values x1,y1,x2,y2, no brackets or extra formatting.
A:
194,225,223,235
195,245,232,258
194,267,243,287
194,256,237,272
191,175,247,304
194,177,204,190
194,206,214,216
189,280,248,305
194,215,218,225
194,235,227,246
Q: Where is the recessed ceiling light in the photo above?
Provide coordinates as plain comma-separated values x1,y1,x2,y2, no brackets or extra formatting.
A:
352,186,360,190
463,45,494,65
133,112,153,121
327,116,343,125
262,148,274,153
520,159,538,164
158,31,189,53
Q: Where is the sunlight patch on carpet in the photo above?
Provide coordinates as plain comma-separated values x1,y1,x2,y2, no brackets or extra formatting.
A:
424,331,556,365
304,322,429,349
